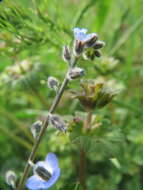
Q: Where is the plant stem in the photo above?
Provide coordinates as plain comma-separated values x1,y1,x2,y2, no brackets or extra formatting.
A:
79,111,92,190
79,148,87,190
17,56,78,190
84,111,92,131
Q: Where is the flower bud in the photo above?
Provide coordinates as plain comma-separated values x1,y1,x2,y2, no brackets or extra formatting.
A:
94,50,101,57
83,49,96,61
5,170,17,188
73,40,84,56
49,114,66,132
47,76,59,91
67,67,85,80
63,45,71,63
85,33,98,47
31,120,42,139
93,40,105,49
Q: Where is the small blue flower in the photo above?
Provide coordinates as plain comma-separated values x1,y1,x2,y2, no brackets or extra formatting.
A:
73,27,97,43
26,153,60,190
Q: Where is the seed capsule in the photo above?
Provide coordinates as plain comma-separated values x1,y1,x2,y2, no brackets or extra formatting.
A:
47,76,59,91
31,120,42,139
49,114,66,132
68,67,85,80
5,170,17,188
63,45,71,63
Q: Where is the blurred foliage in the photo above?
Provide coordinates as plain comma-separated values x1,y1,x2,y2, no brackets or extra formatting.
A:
0,0,143,189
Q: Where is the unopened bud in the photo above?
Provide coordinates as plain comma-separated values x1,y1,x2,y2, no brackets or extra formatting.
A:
73,40,84,56
47,76,59,91
63,45,71,63
31,120,42,139
49,114,66,132
83,50,95,61
85,33,98,47
67,67,85,80
5,170,17,188
94,50,101,57
93,40,105,49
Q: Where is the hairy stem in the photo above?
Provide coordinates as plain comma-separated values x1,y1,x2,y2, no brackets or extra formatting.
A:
79,111,92,190
17,56,78,190
84,111,92,131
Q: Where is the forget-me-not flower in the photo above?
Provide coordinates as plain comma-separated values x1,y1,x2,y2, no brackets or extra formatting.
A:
73,28,105,59
73,28,98,56
26,153,60,190
73,27,98,44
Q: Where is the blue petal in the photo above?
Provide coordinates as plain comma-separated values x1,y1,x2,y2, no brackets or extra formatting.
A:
73,28,87,34
36,161,46,168
26,175,45,190
76,33,86,41
82,33,98,42
26,165,60,190
73,28,88,41
45,153,59,171
42,167,60,189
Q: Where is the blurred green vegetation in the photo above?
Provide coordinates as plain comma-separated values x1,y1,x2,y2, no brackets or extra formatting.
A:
0,0,143,189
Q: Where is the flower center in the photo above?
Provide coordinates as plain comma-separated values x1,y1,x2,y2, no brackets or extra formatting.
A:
35,166,52,181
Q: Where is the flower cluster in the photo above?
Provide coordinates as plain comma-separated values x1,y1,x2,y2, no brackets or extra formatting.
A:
73,28,105,59
72,79,118,110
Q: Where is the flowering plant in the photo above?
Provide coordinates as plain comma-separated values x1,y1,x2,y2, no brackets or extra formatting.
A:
1,1,142,190
4,27,119,190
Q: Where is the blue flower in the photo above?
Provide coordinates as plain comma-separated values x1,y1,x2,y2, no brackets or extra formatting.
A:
73,27,97,43
26,153,60,190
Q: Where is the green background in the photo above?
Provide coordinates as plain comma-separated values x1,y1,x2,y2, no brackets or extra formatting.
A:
0,0,143,189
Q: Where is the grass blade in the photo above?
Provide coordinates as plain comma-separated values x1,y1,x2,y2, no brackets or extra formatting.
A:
110,15,143,55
